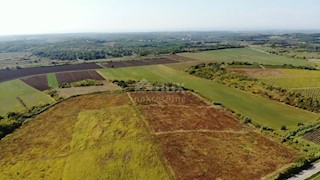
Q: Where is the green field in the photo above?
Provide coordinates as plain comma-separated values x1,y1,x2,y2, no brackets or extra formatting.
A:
0,80,54,116
264,77,320,89
98,65,319,131
47,73,58,88
178,48,314,67
258,69,320,89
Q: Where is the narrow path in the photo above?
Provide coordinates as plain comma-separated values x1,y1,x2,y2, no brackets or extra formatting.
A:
288,161,320,180
152,129,248,136
250,48,271,55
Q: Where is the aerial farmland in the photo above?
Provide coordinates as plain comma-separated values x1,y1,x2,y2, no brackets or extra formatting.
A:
1,2,320,178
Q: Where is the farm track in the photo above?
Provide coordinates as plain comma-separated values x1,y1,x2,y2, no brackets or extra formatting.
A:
250,48,271,55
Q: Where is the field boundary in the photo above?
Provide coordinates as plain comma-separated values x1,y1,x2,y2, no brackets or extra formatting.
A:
126,92,177,180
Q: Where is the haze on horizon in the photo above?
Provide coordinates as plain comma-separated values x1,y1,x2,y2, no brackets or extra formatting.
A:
0,0,320,36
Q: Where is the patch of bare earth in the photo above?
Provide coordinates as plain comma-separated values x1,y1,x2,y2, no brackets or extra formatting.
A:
131,92,298,180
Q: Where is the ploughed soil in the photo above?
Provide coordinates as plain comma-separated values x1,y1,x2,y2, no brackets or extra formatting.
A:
56,70,105,84
21,75,50,91
0,63,102,82
103,58,178,68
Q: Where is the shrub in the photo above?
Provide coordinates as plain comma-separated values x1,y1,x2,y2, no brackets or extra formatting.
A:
72,79,103,87
59,83,72,88
213,102,222,106
0,119,21,139
281,125,287,131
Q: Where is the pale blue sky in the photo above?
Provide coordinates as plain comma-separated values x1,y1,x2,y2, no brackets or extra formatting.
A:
0,0,319,35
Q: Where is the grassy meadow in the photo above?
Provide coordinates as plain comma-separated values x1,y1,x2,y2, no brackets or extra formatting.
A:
98,65,319,131
47,73,58,88
178,48,315,67
258,69,320,89
0,80,54,116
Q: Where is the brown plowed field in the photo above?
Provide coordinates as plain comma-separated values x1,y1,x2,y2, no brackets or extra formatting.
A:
103,58,178,68
166,54,196,61
131,92,298,180
56,70,105,84
0,63,102,82
21,75,50,91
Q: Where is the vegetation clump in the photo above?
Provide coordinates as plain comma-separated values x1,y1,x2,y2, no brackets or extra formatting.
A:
0,103,52,139
59,79,103,88
112,80,188,92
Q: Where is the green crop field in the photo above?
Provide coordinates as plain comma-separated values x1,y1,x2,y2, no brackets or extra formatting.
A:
178,48,314,67
0,80,54,116
257,69,320,89
231,68,320,99
98,65,319,131
264,77,320,89
47,73,58,88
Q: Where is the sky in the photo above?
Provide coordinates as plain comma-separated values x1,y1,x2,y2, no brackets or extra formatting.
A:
0,0,320,35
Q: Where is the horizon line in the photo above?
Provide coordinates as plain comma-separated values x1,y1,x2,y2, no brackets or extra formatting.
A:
1,29,320,37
